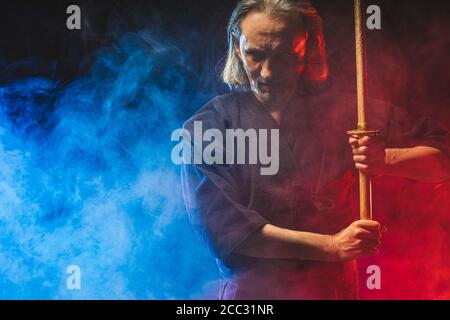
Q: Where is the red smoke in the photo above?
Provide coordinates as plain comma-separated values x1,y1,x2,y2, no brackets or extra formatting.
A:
312,0,450,299
358,177,450,299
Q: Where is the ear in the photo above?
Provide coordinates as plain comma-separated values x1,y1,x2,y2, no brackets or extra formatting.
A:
232,32,242,60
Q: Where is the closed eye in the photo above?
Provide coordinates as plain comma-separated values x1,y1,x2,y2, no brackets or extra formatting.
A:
246,50,266,62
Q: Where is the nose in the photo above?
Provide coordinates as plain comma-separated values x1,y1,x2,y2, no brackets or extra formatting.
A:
260,59,272,80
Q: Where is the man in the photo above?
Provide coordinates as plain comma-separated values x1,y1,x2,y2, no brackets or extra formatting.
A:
181,0,449,299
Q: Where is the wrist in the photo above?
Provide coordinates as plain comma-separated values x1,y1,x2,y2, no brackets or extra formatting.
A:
382,148,396,176
325,234,340,262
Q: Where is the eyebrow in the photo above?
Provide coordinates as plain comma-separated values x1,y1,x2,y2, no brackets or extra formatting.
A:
245,46,291,55
245,48,265,54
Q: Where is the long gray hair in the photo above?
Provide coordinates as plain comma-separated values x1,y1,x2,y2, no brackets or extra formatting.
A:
222,0,328,90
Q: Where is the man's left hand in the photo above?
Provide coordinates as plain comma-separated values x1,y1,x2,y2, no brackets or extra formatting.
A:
349,135,386,176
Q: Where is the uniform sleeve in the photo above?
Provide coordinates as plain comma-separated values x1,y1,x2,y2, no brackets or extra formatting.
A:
383,104,449,156
181,107,269,265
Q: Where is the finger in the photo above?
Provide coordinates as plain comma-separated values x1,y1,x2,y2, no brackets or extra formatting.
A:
354,163,381,175
353,146,386,158
355,228,380,240
356,220,381,231
360,136,386,150
355,163,369,173
357,136,371,147
354,157,384,168
352,146,369,155
349,137,359,148
360,239,381,249
353,155,368,164
358,222,388,235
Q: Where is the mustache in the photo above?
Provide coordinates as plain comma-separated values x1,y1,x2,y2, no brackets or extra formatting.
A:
256,79,282,87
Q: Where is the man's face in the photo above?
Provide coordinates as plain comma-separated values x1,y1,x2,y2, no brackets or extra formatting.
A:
236,11,308,109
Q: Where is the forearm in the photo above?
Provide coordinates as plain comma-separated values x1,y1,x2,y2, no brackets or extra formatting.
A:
234,224,337,262
384,146,450,183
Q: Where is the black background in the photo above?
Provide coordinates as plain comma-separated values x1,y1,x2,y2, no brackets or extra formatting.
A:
1,0,449,128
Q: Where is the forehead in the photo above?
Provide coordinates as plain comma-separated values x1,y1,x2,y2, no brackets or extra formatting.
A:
239,11,297,49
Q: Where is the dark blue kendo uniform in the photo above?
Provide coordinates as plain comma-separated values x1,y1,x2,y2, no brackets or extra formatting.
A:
181,88,448,300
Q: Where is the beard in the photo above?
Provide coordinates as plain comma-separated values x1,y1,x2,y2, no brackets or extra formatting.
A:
252,79,296,108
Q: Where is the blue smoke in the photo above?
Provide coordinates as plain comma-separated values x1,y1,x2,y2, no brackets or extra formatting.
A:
0,31,219,299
